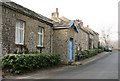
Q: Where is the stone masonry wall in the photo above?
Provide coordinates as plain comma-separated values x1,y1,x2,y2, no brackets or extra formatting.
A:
0,3,2,55
67,27,76,62
93,34,99,48
53,27,76,64
2,6,52,54
76,28,89,51
53,29,68,63
2,6,16,54
80,30,89,50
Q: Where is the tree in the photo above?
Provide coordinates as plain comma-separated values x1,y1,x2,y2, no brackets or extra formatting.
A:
100,26,113,47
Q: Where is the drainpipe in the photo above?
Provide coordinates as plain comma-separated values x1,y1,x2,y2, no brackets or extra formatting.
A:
0,4,2,56
50,27,51,53
65,30,68,64
50,26,53,53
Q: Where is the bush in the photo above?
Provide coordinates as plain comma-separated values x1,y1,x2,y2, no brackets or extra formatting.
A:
81,50,89,59
2,53,61,74
75,48,104,61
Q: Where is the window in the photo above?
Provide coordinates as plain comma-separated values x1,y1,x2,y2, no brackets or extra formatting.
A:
38,27,44,47
15,19,25,45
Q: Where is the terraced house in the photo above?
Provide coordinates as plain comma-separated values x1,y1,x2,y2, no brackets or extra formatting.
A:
0,2,99,64
51,8,99,64
1,2,53,55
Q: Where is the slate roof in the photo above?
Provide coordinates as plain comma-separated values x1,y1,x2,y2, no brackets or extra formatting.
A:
85,27,99,35
53,19,79,32
1,1,54,25
80,27,90,34
80,26,99,36
53,19,72,27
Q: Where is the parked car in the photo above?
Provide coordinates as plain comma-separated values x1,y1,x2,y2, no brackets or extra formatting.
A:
108,47,112,52
104,47,112,52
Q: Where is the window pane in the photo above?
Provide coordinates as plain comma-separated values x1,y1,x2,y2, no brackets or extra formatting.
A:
40,28,42,33
15,19,24,44
16,28,20,43
40,35,42,46
15,28,18,43
20,21,24,29
38,34,41,45
38,27,44,46
38,27,41,33
16,21,20,28
20,30,23,43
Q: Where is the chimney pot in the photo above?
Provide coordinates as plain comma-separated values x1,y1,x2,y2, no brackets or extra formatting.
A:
80,21,83,28
87,25,89,27
56,8,58,13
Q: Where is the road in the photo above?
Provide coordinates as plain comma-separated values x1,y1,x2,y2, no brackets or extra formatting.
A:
44,50,118,79
5,50,118,79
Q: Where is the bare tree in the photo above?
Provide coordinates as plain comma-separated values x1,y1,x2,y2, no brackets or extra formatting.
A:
100,26,113,47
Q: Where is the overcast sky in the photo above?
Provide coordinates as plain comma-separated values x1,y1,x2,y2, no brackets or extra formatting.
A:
11,0,119,41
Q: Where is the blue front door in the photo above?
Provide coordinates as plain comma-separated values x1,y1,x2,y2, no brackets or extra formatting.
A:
69,38,73,61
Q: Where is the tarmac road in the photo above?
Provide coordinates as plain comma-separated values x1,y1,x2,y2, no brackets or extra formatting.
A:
46,50,118,79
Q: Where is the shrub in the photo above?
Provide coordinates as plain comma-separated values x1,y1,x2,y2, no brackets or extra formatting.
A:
75,48,104,61
2,53,61,74
98,48,104,53
81,50,89,59
75,53,79,61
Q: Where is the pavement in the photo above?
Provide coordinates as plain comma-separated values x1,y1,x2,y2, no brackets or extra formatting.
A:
4,51,112,79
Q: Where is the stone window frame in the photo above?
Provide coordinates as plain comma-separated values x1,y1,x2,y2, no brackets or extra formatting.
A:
15,19,25,45
37,26,44,47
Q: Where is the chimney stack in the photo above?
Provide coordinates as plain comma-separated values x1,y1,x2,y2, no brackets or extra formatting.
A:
87,25,89,28
51,8,59,22
56,8,59,18
56,8,58,13
79,20,83,28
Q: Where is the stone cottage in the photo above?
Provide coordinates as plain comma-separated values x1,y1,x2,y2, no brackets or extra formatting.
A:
83,26,99,49
51,9,90,64
0,2,53,55
81,26,94,49
51,8,99,64
0,1,99,64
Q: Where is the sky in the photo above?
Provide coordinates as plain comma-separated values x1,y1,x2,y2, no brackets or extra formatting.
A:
11,0,119,41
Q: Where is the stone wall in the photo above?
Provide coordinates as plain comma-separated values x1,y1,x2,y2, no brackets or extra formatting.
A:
93,34,99,48
2,6,53,54
79,29,89,51
67,27,77,62
76,28,89,51
53,29,68,63
0,3,2,56
2,6,16,54
52,26,90,64
53,27,76,64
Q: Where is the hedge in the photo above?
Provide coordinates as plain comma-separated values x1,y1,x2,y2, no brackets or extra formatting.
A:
2,53,61,74
75,48,104,61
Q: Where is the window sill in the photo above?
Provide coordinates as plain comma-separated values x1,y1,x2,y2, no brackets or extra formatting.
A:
37,46,45,48
15,43,26,47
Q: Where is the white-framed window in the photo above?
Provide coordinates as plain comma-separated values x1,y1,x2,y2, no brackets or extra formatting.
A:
15,19,25,45
38,27,44,47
